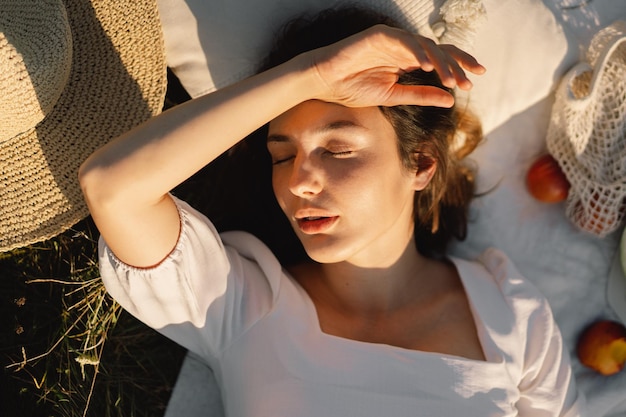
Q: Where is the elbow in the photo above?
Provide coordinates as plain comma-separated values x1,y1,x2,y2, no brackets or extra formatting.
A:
78,156,97,202
78,156,116,215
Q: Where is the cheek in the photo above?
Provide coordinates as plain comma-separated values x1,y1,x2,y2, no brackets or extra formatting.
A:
355,166,416,211
329,168,390,214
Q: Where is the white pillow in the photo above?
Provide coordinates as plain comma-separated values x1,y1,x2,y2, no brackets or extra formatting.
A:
157,0,487,98
465,0,568,133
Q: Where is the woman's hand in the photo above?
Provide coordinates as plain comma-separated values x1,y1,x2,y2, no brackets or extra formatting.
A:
306,24,485,108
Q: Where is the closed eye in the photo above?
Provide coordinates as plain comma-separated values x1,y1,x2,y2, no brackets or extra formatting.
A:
326,150,353,158
271,155,294,165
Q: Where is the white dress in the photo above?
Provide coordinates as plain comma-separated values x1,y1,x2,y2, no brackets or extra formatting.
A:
99,196,584,417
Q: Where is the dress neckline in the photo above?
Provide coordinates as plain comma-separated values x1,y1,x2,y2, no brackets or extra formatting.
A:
285,256,504,365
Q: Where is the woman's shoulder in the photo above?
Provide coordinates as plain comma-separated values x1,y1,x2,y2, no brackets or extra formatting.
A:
450,248,556,351
178,196,287,296
450,248,555,339
219,229,286,293
452,248,548,306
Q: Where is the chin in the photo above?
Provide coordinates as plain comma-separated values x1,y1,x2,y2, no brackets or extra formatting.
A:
299,237,353,265
302,247,346,265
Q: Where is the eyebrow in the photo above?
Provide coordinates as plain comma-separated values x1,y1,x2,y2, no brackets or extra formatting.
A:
267,120,366,143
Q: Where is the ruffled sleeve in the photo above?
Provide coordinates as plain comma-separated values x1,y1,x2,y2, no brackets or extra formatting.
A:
98,195,281,364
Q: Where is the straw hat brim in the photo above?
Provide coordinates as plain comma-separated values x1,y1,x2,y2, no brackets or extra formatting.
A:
0,0,167,252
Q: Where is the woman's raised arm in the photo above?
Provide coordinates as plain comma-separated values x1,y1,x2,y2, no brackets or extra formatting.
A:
78,25,484,267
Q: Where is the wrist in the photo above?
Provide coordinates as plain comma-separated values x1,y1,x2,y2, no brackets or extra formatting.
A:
284,52,330,104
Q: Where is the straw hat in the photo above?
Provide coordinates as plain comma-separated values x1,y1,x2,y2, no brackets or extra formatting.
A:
0,0,167,252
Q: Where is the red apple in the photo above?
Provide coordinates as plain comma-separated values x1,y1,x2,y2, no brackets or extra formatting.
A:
526,154,570,203
577,320,626,376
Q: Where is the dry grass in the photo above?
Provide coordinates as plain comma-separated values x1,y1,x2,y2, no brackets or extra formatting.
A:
1,218,186,417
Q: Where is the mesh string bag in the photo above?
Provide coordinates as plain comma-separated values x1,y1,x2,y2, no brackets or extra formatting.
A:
547,21,626,237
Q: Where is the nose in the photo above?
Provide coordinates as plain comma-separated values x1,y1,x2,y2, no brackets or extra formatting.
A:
288,154,323,197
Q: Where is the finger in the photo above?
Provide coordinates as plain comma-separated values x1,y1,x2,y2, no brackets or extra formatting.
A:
441,54,474,90
407,40,434,72
409,36,459,89
439,44,486,75
433,46,486,91
381,84,455,108
382,26,434,71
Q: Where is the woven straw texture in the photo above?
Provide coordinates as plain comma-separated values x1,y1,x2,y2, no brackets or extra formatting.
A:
547,21,626,237
0,0,166,252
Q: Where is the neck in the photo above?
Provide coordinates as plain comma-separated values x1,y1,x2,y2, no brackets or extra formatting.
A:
315,239,437,314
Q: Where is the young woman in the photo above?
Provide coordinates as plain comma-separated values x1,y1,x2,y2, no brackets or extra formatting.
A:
79,7,583,417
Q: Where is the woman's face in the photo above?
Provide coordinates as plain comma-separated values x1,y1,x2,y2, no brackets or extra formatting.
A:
267,100,433,267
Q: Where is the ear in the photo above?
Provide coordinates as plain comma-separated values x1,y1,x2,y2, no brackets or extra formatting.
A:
411,157,437,191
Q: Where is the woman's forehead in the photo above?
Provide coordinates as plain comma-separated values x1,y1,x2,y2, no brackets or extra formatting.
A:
268,100,390,140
